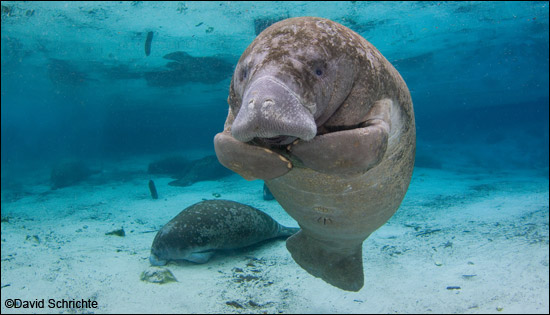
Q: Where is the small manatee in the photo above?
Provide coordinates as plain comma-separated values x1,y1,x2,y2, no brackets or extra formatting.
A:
150,200,299,265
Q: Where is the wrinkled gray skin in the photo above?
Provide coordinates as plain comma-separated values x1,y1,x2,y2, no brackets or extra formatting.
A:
149,200,299,266
214,17,415,291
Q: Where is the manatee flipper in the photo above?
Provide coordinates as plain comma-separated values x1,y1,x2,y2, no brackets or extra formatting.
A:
214,132,292,180
186,251,215,264
286,230,364,292
290,99,392,175
278,226,300,236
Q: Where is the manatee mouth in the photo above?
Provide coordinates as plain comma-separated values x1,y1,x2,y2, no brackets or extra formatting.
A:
255,135,297,146
149,252,167,266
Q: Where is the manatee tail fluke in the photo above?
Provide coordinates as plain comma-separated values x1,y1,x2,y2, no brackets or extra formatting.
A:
286,230,364,292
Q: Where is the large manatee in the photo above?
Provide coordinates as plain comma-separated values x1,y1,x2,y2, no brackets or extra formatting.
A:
214,17,415,291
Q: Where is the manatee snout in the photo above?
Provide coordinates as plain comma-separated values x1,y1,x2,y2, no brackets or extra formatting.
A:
232,76,317,144
149,252,167,266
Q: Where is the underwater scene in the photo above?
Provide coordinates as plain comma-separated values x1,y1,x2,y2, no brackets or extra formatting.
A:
1,1,548,314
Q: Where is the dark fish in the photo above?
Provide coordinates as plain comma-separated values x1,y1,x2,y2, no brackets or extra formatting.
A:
145,31,154,57
148,179,158,199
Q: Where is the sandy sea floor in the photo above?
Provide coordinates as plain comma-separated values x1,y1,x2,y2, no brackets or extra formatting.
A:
1,152,548,314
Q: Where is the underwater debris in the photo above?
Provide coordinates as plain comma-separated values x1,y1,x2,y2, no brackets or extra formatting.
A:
105,228,125,237
415,228,442,237
140,267,177,284
176,2,187,14
446,286,461,290
205,26,214,33
148,180,158,199
168,155,233,187
144,31,153,56
1,5,12,19
380,245,406,257
226,299,273,311
233,274,260,283
25,235,40,244
225,301,244,309
212,192,221,198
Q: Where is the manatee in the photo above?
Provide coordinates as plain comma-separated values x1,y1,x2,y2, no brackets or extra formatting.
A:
50,160,100,189
147,155,189,175
167,155,233,187
214,17,416,291
144,51,234,87
149,200,299,265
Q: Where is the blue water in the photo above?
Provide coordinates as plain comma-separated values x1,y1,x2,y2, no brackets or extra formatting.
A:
1,1,548,313
1,1,548,169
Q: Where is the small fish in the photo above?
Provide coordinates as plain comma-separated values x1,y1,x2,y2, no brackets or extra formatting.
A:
145,31,154,56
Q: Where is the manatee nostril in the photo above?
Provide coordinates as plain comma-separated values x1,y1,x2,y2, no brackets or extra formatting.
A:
262,99,275,107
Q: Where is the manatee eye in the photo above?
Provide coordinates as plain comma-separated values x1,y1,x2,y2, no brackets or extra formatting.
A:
313,60,326,77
